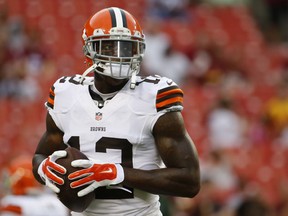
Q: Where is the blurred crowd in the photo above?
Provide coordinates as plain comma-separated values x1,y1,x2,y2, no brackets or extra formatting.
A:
1,0,288,216
0,4,56,101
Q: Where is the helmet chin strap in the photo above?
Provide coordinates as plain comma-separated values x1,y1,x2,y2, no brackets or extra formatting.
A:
80,63,98,84
130,71,137,89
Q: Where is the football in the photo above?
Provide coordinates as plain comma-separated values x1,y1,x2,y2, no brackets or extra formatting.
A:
55,147,94,212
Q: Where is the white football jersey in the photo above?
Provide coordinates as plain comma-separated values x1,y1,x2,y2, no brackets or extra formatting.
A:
46,75,184,216
0,194,68,216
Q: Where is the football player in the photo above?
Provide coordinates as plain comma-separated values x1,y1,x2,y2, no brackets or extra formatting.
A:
32,7,200,216
0,156,68,216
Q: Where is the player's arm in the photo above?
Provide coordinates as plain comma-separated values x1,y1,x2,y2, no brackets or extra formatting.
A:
32,112,67,186
122,111,200,197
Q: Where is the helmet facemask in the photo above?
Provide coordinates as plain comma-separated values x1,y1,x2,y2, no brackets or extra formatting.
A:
86,38,144,77
81,30,145,89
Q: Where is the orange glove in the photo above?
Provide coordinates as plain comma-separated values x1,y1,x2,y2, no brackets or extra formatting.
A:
68,159,124,197
37,150,67,193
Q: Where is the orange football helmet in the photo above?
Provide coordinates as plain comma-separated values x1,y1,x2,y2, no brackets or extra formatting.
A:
81,7,145,88
7,156,39,195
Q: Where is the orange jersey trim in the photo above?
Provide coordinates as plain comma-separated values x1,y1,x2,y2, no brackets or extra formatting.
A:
47,97,54,106
157,88,184,100
156,97,183,108
0,204,22,214
156,86,184,112
47,85,55,109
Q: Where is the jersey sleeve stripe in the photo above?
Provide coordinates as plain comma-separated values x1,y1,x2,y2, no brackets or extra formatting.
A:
156,86,183,100
0,204,22,214
156,92,183,104
47,86,55,109
156,97,183,111
156,86,184,112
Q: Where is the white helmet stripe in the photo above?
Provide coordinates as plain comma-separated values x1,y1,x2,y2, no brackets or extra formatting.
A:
112,7,124,27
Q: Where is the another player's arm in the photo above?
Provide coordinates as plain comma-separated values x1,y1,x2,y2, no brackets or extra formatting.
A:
122,111,200,198
32,112,67,184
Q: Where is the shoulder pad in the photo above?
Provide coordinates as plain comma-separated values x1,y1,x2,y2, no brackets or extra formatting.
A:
134,75,184,112
46,75,88,113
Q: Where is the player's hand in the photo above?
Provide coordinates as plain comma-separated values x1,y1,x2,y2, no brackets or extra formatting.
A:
37,150,67,193
68,159,124,197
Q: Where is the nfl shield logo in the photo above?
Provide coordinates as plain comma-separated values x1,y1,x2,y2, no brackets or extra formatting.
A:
95,112,103,121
